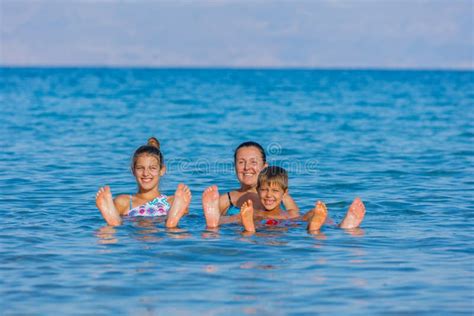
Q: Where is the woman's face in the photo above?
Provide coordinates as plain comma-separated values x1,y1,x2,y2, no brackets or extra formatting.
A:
133,154,165,192
235,146,267,187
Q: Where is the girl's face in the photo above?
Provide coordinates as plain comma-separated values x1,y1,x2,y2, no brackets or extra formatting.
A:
133,154,165,192
257,182,287,212
235,146,267,188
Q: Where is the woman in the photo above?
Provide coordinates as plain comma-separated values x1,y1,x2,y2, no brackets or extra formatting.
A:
219,141,299,217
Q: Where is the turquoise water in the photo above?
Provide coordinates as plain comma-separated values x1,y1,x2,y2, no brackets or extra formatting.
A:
1,68,473,315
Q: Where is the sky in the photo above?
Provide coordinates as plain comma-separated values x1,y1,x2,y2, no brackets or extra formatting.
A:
1,0,473,69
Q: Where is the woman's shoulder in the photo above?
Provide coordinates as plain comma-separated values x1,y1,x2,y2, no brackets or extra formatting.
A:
218,190,237,214
219,189,233,196
219,190,237,204
220,189,241,200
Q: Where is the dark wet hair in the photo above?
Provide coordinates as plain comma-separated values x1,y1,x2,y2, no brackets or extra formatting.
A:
131,137,164,172
257,166,288,191
233,141,266,164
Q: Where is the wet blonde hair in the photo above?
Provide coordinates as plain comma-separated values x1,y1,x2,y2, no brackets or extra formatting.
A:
257,166,288,191
131,137,163,172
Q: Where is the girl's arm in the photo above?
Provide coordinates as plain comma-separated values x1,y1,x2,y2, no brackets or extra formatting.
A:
114,195,131,215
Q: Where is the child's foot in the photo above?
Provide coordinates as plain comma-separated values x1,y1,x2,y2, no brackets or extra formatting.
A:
166,183,192,228
308,201,328,232
241,199,255,233
202,185,220,229
339,197,366,229
96,186,122,226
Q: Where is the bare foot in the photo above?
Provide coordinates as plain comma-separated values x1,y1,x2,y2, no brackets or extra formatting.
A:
241,199,255,233
339,197,366,229
308,201,328,232
202,185,220,229
95,186,122,226
166,183,192,228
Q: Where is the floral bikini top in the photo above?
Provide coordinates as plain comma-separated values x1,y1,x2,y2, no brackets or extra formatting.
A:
127,195,170,217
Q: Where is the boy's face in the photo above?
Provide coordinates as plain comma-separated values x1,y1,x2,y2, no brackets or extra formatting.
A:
257,182,287,211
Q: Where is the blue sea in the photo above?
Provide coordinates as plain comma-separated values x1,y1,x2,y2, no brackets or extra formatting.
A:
0,68,473,315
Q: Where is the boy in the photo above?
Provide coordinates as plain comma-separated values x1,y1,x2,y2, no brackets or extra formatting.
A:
240,166,365,233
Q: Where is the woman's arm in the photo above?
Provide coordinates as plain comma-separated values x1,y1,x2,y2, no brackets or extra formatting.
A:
282,192,299,217
218,213,241,225
218,193,231,215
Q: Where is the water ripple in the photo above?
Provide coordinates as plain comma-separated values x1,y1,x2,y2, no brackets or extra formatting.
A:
0,68,472,315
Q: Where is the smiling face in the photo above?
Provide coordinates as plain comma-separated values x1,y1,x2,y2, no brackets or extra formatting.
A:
235,146,268,188
257,181,287,212
133,154,165,192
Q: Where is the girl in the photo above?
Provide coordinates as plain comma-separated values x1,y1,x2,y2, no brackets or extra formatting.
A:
95,137,191,227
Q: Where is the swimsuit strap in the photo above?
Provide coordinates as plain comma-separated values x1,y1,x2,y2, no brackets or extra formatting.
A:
129,195,133,210
227,192,234,207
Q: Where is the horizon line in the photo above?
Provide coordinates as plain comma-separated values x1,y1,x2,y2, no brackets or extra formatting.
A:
1,64,473,72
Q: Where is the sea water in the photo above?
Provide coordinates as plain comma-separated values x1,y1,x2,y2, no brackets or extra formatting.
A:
0,68,473,315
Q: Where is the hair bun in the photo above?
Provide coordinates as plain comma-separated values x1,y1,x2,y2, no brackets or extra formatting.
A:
147,137,160,150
